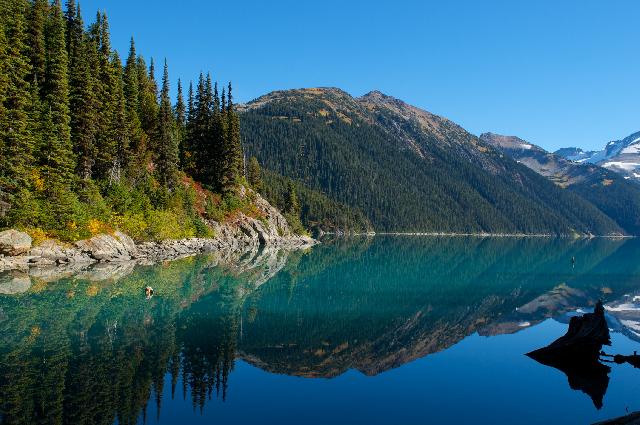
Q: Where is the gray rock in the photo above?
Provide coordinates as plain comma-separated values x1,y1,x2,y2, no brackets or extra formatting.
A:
114,231,137,256
0,229,32,256
75,233,136,262
0,255,31,270
29,239,93,265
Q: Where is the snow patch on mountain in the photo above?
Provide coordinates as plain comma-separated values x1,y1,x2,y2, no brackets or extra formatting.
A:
555,130,640,181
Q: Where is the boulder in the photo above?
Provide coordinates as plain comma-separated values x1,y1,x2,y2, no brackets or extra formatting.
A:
0,229,32,256
114,231,137,256
75,233,136,262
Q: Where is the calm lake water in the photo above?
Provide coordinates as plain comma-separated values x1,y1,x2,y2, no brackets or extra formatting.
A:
1,236,640,424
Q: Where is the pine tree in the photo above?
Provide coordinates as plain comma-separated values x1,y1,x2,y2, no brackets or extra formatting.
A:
182,81,195,172
28,0,48,95
247,157,263,193
68,9,98,180
189,73,207,180
137,55,158,141
175,79,186,129
64,0,78,59
42,0,74,186
93,11,118,179
175,79,186,169
156,60,178,187
109,51,128,180
220,83,243,193
201,73,218,185
123,38,145,170
283,180,304,233
285,181,300,215
0,0,35,204
208,80,223,187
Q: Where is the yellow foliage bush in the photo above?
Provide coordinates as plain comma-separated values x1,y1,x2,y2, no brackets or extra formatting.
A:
23,228,49,246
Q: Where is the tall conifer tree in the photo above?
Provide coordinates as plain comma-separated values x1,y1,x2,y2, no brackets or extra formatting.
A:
175,79,186,169
28,0,48,95
42,0,74,186
0,0,35,202
156,60,178,187
93,12,118,179
220,83,243,192
68,9,98,180
109,51,128,179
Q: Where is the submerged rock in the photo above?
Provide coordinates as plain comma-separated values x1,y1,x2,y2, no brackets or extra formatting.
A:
0,229,32,256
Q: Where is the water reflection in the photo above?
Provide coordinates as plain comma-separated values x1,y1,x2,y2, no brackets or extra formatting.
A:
0,237,639,424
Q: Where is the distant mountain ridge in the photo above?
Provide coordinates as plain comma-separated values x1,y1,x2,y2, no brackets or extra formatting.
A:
480,132,640,234
555,130,640,181
239,87,626,235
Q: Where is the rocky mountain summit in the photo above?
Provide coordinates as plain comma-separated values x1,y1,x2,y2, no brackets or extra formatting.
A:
555,130,640,182
480,132,611,187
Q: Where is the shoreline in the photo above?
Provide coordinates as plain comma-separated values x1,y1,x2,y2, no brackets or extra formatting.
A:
0,231,317,273
321,231,634,239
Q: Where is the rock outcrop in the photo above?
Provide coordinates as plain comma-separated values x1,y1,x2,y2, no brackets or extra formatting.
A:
75,231,138,262
0,229,32,256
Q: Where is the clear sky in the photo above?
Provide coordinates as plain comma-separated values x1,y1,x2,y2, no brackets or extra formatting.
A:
78,0,639,152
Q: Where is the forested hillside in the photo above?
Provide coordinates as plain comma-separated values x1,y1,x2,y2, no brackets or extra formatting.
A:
260,170,372,234
0,0,265,241
240,88,625,235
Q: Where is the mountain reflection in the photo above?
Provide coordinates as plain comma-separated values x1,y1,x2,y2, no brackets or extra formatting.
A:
1,237,640,423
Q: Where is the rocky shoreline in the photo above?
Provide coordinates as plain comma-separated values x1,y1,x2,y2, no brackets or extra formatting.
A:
0,191,316,273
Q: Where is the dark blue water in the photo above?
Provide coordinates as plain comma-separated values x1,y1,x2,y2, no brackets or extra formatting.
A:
1,237,640,424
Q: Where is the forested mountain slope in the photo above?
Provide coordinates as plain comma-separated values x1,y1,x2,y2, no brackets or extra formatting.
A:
240,88,624,235
480,132,640,235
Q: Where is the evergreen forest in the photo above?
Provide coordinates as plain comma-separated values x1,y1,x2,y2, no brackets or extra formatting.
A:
0,0,257,241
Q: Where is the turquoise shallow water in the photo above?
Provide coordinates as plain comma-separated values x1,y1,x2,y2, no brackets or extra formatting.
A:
1,236,640,424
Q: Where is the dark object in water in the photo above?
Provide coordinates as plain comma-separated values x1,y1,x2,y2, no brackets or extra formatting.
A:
592,410,640,425
527,301,610,363
145,286,154,298
602,351,640,369
526,301,612,409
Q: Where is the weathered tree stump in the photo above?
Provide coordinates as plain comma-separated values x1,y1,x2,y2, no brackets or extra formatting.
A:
526,301,612,409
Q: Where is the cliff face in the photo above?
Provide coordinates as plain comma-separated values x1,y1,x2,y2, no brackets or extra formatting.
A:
0,189,316,274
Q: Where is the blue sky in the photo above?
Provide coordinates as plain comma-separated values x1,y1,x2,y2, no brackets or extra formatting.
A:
79,0,639,151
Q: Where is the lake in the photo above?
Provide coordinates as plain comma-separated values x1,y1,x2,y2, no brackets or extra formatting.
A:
1,236,640,424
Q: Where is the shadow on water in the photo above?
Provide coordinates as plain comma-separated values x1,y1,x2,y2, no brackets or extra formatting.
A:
0,236,640,423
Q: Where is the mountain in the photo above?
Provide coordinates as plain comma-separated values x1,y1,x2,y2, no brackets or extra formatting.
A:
480,132,640,235
555,131,640,181
239,88,624,235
